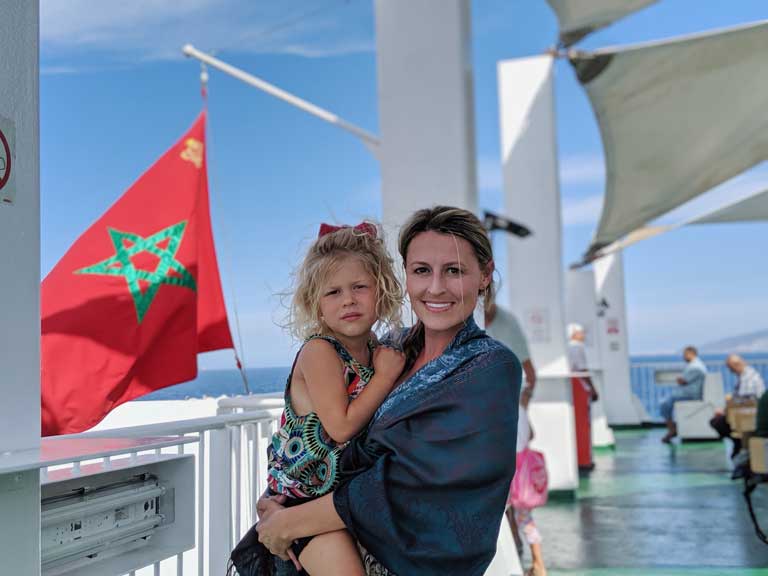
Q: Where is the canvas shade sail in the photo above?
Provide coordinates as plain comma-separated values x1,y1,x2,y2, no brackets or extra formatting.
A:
571,20,768,260
692,186,768,224
546,0,658,46
588,185,768,261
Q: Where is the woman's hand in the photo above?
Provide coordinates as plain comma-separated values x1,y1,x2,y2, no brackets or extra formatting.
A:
256,493,303,570
256,508,294,558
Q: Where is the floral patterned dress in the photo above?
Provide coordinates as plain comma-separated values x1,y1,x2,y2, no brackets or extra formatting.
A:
267,334,374,499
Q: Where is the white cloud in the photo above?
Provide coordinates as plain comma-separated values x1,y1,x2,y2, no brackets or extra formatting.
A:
477,154,604,226
561,194,603,226
40,65,83,76
40,0,375,62
478,153,606,191
559,153,605,186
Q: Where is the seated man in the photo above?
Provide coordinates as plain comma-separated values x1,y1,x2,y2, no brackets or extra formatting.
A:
710,354,765,457
660,345,707,444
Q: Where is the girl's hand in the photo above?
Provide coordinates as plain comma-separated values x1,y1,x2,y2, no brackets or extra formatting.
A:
257,492,286,521
373,345,406,383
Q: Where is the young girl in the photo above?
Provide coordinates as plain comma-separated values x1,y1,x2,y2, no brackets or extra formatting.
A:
507,386,547,576
230,222,405,576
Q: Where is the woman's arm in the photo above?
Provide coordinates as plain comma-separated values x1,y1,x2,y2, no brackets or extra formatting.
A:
256,493,345,556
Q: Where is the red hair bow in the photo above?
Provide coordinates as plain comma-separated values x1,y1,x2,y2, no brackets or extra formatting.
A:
318,222,377,239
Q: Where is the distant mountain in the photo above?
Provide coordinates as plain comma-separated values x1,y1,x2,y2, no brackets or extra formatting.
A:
700,329,768,354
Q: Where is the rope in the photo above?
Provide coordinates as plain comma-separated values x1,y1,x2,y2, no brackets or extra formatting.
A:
200,82,251,395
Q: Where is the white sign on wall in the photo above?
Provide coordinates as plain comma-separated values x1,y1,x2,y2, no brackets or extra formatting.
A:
0,115,16,205
524,307,552,344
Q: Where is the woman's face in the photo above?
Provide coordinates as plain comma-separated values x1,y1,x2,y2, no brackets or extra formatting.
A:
405,230,492,337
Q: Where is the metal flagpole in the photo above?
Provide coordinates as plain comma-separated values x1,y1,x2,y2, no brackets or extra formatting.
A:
182,44,381,157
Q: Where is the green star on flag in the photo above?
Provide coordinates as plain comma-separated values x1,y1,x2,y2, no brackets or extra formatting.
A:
76,221,197,323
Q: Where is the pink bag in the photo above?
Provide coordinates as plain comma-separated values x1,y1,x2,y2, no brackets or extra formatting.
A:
507,448,548,509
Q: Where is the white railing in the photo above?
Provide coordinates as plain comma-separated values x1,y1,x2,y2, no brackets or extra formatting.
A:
54,403,284,576
51,393,523,576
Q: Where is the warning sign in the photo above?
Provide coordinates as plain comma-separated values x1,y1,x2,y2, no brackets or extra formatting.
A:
0,115,15,205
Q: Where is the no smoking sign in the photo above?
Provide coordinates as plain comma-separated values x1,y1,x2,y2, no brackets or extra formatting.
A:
0,115,15,205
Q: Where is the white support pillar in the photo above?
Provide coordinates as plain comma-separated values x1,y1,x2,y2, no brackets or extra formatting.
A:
498,55,577,492
207,429,232,575
566,268,615,447
0,1,40,573
593,252,642,425
375,0,477,234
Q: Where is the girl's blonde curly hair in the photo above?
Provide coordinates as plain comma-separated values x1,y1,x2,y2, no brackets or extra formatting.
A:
287,224,403,341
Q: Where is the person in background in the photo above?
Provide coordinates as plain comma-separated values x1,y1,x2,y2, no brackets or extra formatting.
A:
485,302,537,563
486,302,536,390
659,346,707,444
508,386,547,576
566,323,599,402
710,354,765,458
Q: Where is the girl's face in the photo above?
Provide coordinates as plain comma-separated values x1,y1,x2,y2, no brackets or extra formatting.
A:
405,231,492,338
318,256,378,341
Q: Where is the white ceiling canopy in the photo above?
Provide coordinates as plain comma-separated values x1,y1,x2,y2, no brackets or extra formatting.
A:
570,20,768,261
545,0,658,46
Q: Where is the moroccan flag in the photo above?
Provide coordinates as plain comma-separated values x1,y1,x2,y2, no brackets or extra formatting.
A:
41,112,233,435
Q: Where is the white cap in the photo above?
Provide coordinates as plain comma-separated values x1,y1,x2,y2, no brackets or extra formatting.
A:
567,323,584,339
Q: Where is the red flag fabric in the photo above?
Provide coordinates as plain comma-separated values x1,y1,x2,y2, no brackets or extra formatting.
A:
42,112,233,435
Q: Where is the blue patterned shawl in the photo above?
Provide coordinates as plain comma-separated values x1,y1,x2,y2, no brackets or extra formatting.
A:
333,317,522,575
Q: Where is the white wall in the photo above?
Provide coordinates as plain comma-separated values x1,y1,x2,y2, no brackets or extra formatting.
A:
594,252,642,424
376,0,477,238
0,2,40,574
498,55,576,491
0,0,40,454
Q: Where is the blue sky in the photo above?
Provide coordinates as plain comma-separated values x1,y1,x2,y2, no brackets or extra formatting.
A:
39,0,768,367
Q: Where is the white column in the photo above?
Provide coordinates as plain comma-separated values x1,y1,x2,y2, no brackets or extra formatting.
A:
593,252,642,424
375,0,477,235
0,1,40,574
498,56,568,376
498,55,576,492
566,268,615,447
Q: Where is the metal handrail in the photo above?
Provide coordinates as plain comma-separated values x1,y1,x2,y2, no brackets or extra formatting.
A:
57,408,283,440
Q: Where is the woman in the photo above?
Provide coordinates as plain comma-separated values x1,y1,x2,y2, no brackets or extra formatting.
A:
257,206,522,575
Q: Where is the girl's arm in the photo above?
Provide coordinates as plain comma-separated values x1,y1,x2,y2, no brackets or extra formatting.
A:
300,340,404,443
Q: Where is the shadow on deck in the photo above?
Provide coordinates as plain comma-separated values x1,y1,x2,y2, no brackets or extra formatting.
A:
533,428,768,575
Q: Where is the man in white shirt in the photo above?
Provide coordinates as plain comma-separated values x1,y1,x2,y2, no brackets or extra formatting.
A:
485,303,536,390
710,354,765,457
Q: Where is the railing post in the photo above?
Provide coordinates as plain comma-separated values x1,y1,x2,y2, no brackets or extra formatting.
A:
208,428,232,575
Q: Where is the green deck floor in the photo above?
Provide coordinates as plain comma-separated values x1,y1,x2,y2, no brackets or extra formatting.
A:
524,428,768,575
